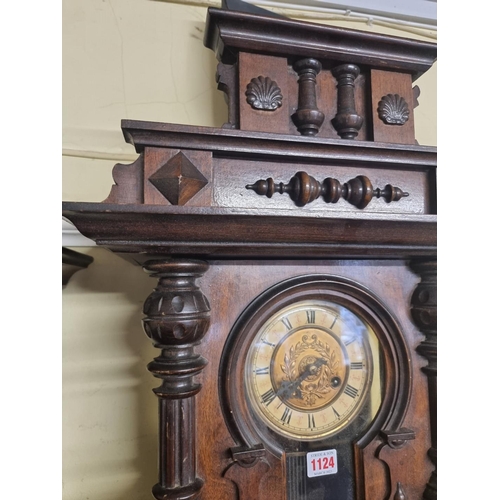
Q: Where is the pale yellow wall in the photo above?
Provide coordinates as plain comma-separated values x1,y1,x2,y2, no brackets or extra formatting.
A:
62,1,437,498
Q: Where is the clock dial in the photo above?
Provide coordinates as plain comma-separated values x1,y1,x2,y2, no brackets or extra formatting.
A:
245,300,374,440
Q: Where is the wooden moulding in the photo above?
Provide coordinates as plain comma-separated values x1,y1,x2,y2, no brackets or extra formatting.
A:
204,8,437,79
61,204,436,259
120,120,437,168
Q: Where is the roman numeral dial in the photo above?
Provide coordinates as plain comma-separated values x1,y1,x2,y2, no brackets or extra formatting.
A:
245,299,377,441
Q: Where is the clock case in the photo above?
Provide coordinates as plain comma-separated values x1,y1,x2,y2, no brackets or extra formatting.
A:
63,7,437,500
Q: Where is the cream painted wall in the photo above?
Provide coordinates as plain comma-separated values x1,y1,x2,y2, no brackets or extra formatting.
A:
62,1,437,498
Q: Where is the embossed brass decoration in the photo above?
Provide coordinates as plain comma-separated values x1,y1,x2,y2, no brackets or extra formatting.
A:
279,333,343,409
378,94,410,125
246,171,409,208
245,76,283,111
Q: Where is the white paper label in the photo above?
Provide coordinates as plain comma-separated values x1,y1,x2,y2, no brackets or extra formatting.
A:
306,449,338,478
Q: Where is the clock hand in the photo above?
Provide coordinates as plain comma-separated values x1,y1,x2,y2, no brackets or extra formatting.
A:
276,357,327,401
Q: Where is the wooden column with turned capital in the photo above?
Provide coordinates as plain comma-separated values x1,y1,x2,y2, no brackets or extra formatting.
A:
410,259,437,500
142,259,211,500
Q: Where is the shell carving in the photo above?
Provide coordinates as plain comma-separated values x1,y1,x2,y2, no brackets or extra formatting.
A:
377,94,410,125
245,76,283,111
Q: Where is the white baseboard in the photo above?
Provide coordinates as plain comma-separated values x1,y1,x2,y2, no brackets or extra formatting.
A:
62,219,96,247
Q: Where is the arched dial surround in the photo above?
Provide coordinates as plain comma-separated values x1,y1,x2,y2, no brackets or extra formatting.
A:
220,275,409,458
246,300,376,440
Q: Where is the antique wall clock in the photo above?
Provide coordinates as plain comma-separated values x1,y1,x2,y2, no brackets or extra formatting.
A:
63,5,437,500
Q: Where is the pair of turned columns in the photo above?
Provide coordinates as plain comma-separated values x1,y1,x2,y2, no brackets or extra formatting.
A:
292,59,363,139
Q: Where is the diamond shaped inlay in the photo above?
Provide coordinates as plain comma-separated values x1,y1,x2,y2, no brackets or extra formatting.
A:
149,152,208,205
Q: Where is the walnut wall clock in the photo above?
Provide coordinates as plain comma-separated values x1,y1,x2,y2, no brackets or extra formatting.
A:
62,6,437,500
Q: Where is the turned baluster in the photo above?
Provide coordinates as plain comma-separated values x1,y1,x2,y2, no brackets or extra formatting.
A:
291,58,325,136
331,63,363,139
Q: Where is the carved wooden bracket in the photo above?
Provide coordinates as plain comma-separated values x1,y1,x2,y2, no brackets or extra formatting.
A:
331,64,363,139
230,444,266,468
377,428,416,500
224,445,270,500
246,171,408,208
291,58,325,136
216,62,239,129
142,259,211,500
380,428,416,450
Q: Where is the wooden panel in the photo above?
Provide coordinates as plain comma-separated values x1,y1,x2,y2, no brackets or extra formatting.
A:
143,147,213,206
213,158,429,214
239,52,290,133
371,70,415,144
